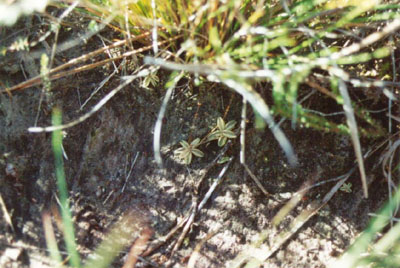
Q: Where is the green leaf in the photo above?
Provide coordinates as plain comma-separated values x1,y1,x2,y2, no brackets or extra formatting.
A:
218,137,227,147
207,132,219,141
185,153,192,165
217,117,225,130
175,138,204,165
209,26,222,50
179,140,190,148
192,148,204,158
191,138,201,146
217,156,231,164
221,130,236,139
225,120,236,130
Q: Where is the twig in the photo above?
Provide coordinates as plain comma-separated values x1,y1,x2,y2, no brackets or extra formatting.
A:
121,152,140,193
141,210,192,257
143,143,232,262
80,65,119,110
1,35,181,93
198,157,233,212
98,34,119,73
169,201,198,258
330,18,400,60
154,71,185,166
28,68,152,133
272,166,322,226
122,227,154,268
170,149,233,257
242,164,270,196
187,226,222,268
103,189,115,205
0,194,14,232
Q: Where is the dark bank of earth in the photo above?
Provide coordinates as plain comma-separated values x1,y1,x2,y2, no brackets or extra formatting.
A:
0,13,390,268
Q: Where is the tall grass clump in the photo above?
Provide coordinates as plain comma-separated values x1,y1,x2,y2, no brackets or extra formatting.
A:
79,0,399,195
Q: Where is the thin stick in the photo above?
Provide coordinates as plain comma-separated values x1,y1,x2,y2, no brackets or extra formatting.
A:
0,194,14,232
153,71,185,166
240,98,246,165
121,152,140,193
141,210,192,257
122,227,153,268
80,64,119,110
170,200,198,257
197,157,232,211
2,35,181,93
187,226,222,268
28,68,152,132
142,143,231,257
239,98,270,196
170,158,233,256
242,163,270,196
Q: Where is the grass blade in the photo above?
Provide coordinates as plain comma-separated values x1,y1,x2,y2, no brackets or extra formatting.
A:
83,211,149,268
51,107,81,267
329,183,400,268
221,78,298,166
154,71,185,166
337,79,368,198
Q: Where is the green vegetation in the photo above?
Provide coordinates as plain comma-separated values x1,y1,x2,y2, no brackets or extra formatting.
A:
331,183,400,268
50,109,147,267
175,117,236,164
51,108,81,267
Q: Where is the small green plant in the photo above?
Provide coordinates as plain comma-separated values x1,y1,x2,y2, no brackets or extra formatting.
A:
141,69,159,89
175,117,237,164
175,138,204,165
340,182,352,193
208,117,237,147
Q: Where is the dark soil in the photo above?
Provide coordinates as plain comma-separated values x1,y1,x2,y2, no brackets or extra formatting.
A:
0,11,390,268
